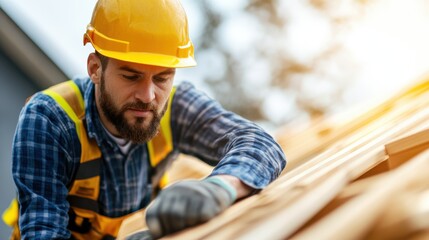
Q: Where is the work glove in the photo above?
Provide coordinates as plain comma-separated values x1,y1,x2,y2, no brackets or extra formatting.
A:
125,230,153,240
145,177,237,239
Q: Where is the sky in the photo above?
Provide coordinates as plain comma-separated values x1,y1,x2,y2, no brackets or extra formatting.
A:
2,0,429,127
345,0,429,102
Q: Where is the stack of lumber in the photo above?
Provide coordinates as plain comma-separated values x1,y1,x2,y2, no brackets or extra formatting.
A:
275,76,429,170
119,75,429,239
164,76,429,240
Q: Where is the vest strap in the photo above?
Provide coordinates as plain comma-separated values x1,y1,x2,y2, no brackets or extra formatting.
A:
67,195,100,213
74,158,101,180
147,87,176,167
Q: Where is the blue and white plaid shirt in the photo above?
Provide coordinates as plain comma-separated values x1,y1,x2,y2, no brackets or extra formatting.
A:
12,77,286,239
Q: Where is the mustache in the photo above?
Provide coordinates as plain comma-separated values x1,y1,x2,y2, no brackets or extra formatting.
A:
121,101,157,112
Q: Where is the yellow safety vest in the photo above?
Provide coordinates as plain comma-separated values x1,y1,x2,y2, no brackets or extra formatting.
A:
3,80,175,239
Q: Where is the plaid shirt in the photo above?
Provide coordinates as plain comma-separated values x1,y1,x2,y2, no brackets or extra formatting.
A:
12,77,286,239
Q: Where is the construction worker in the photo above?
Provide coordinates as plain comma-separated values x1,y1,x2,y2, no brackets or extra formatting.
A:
8,0,286,239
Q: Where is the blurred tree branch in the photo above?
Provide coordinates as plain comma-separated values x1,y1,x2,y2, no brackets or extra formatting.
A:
193,0,369,126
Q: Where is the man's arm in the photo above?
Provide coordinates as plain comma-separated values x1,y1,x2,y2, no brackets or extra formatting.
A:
145,82,286,238
215,174,254,199
12,95,79,239
172,81,286,190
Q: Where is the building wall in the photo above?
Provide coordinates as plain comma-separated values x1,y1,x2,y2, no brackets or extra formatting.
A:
0,49,39,239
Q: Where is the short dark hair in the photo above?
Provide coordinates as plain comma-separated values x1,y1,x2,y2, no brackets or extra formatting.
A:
95,51,109,70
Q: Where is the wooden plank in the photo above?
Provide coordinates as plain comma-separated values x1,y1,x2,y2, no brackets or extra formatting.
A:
116,211,146,240
366,189,429,240
291,149,429,240
385,128,429,155
354,157,389,180
233,171,348,240
385,127,429,169
388,141,429,169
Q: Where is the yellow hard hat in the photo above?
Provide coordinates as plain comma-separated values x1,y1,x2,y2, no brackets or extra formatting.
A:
84,0,196,68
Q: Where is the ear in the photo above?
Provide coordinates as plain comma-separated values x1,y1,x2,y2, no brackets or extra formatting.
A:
87,53,102,84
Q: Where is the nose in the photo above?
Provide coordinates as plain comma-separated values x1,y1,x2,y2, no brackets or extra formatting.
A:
134,80,155,103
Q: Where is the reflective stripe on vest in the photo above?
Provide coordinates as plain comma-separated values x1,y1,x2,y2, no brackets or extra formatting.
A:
148,87,176,188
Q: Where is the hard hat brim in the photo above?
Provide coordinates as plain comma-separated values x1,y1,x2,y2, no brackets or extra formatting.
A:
92,44,197,68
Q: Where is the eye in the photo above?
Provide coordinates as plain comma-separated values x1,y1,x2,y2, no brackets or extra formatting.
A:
153,76,169,83
122,74,139,81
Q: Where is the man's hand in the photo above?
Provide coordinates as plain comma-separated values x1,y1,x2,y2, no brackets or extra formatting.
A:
145,177,237,238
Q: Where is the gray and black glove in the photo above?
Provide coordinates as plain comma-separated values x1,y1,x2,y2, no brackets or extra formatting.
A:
145,177,237,238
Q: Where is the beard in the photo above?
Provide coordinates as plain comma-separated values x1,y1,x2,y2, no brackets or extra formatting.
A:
98,75,168,144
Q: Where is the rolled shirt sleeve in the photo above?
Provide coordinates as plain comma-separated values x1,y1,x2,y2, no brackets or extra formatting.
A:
171,82,286,189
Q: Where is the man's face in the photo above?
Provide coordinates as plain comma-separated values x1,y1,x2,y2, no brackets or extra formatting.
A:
93,56,175,143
